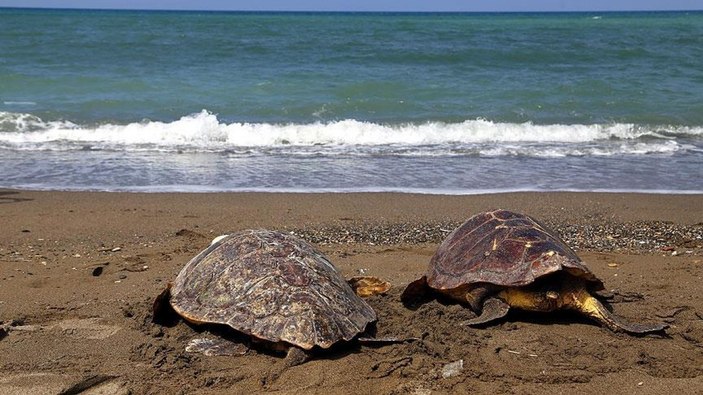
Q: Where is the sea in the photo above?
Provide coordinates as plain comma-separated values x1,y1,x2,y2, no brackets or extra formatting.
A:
1,8,702,194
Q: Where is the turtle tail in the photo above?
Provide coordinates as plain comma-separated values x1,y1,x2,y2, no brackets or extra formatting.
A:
575,290,667,334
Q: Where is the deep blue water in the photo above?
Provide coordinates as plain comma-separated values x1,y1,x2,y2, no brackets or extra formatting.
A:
1,9,701,193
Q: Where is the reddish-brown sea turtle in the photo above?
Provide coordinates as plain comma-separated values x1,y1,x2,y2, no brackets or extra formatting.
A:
154,229,392,378
402,209,666,334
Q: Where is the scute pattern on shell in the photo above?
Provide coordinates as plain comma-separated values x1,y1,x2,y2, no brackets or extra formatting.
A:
169,229,377,350
427,209,603,290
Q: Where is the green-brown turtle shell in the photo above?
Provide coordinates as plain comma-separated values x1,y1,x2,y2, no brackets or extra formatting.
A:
169,229,377,350
425,209,604,291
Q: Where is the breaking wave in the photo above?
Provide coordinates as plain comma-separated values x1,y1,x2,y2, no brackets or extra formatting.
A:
1,110,700,157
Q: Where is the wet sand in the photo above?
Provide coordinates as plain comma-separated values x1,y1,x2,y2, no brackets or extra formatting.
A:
1,190,702,394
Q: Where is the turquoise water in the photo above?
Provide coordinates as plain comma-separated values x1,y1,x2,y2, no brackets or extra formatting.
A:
1,9,702,193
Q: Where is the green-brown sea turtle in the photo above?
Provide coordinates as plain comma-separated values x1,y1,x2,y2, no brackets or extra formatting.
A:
401,209,666,334
154,229,392,381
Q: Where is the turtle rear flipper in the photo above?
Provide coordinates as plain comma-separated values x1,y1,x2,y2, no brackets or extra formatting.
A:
578,291,667,334
400,276,430,306
347,276,391,297
463,297,510,326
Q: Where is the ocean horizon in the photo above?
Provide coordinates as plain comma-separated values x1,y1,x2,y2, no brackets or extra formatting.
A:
1,8,701,193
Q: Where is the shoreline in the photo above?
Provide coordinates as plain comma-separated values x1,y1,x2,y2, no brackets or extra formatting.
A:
4,186,703,195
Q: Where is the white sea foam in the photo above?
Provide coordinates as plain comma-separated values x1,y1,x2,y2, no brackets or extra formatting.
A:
0,110,700,157
3,101,37,106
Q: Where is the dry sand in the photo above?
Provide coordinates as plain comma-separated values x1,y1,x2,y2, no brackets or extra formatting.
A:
1,190,702,394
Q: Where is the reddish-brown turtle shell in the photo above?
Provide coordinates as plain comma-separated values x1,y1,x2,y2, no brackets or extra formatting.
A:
169,229,377,350
425,209,604,290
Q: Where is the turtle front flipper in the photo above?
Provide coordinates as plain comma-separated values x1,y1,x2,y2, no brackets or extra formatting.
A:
262,347,309,388
573,290,667,334
464,297,511,326
186,337,249,356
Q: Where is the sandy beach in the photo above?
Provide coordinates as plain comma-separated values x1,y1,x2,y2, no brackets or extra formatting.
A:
1,189,702,394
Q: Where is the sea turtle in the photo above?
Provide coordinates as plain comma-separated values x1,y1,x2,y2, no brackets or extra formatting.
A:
154,229,392,379
401,209,666,334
